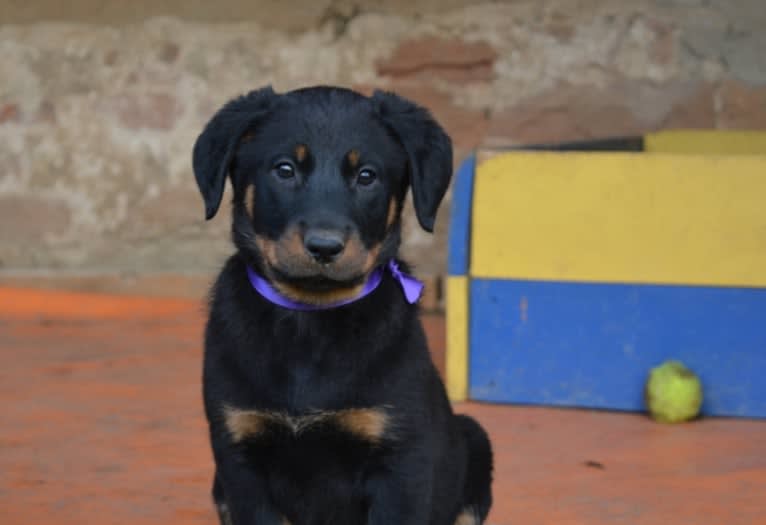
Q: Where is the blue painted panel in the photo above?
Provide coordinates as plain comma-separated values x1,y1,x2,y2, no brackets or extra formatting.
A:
447,155,475,276
468,279,766,418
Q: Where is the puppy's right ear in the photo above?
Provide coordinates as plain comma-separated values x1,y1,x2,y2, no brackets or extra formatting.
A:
192,86,276,220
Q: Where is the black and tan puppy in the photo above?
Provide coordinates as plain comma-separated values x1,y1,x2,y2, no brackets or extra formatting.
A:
193,86,492,525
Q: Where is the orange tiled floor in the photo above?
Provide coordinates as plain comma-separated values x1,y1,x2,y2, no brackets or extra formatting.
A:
1,287,764,524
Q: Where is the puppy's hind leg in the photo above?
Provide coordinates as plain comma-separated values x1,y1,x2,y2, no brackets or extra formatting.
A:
454,415,493,524
212,471,234,525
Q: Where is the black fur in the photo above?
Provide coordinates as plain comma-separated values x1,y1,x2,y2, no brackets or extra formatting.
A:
370,91,453,232
194,86,492,525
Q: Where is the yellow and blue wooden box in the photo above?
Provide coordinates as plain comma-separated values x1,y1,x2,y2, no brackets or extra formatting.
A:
446,131,766,418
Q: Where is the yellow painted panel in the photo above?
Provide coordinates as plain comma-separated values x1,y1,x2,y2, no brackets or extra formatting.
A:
646,130,766,155
471,153,766,287
446,276,468,402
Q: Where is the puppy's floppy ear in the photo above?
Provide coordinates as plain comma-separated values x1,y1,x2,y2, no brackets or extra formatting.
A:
371,90,453,232
192,86,276,220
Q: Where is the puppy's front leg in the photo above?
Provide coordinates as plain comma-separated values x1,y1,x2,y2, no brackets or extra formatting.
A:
214,452,284,525
366,450,434,525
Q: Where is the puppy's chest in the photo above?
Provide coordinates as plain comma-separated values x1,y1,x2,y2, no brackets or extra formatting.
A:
225,325,395,451
254,337,372,408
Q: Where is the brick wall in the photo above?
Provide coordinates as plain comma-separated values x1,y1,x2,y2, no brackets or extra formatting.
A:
1,0,764,296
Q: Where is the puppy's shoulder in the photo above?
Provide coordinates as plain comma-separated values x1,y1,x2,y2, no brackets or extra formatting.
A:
208,255,251,311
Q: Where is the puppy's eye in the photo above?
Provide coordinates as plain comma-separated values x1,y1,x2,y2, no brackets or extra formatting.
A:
274,163,295,179
357,168,377,186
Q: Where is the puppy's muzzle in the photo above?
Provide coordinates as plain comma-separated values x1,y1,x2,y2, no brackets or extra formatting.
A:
303,229,346,264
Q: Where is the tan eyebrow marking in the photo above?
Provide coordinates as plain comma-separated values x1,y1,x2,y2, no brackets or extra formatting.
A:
295,144,308,162
347,149,360,168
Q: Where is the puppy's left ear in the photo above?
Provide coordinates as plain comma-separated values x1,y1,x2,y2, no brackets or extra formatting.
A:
371,90,453,232
193,86,276,220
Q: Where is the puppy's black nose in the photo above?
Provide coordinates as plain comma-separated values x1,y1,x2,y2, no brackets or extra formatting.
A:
304,231,345,263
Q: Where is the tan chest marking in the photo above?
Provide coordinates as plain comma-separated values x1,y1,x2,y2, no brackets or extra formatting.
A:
223,405,390,444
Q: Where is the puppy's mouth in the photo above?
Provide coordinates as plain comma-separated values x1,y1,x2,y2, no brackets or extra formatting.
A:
269,267,368,292
253,229,382,305
265,266,373,306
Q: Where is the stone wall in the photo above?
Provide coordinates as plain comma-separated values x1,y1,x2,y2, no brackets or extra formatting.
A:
1,0,765,292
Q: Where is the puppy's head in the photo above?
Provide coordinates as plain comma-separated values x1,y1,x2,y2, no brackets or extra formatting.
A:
193,86,452,305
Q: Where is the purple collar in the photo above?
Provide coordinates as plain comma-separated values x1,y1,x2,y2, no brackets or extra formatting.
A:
246,260,423,311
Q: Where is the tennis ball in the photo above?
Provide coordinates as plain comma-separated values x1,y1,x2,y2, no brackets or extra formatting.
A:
644,360,703,423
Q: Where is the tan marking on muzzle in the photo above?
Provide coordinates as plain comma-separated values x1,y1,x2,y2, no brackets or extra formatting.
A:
273,239,383,306
256,225,383,306
254,235,278,268
244,183,256,219
386,197,398,229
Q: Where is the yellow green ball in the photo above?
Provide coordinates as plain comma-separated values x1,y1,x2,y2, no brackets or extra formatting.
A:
644,360,703,423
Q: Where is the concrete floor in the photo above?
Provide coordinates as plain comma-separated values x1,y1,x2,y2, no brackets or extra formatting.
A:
1,287,764,524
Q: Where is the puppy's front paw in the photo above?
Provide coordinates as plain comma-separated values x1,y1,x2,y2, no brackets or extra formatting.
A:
215,502,233,525
454,506,481,525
